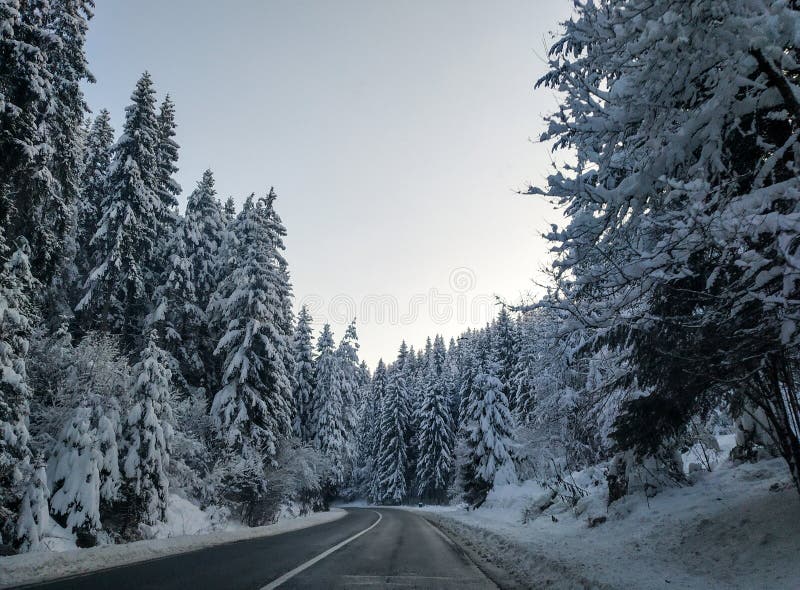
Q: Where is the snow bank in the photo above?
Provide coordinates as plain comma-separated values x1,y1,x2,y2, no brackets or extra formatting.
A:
420,457,800,589
0,507,345,589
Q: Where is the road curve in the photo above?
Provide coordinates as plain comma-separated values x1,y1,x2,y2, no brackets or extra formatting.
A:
18,508,496,589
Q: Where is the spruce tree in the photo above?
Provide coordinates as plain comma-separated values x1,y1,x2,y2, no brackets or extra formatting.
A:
44,0,94,293
154,94,180,237
461,334,516,507
310,324,347,485
149,171,224,397
336,318,361,470
76,109,114,282
292,305,315,441
77,72,163,347
493,307,518,411
376,347,410,504
367,359,387,502
0,1,57,281
207,193,294,465
183,170,225,393
123,336,174,525
0,239,35,538
416,335,453,503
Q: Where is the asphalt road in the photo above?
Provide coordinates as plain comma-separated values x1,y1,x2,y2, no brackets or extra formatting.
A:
21,508,497,590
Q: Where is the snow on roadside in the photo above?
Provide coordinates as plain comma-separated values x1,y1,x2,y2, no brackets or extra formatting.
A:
419,457,800,590
0,507,345,589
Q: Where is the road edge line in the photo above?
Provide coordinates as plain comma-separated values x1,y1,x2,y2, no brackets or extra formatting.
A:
259,510,383,589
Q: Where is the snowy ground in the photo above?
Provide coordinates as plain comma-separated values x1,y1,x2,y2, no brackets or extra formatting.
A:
417,444,800,589
0,500,344,589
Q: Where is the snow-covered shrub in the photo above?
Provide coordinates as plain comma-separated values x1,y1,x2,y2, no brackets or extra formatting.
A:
14,458,49,552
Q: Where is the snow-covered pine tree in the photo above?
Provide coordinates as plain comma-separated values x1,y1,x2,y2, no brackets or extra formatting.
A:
310,324,347,487
376,346,410,504
123,335,174,526
76,109,114,284
147,213,197,396
493,307,518,412
0,238,36,540
48,404,102,537
181,170,225,394
222,196,236,225
415,335,454,503
207,193,294,465
43,0,94,295
336,318,361,472
292,305,315,441
77,72,163,348
15,457,48,552
461,333,516,508
0,1,58,283
154,95,180,238
367,359,387,503
147,171,225,398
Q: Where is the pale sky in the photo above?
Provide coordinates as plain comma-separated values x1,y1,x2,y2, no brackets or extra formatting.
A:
83,0,574,367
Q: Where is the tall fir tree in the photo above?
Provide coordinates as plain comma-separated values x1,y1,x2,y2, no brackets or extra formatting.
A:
44,0,94,299
149,170,224,397
207,193,294,465
376,345,410,504
0,0,56,279
461,334,516,508
310,324,347,486
0,238,35,540
154,94,180,238
292,305,315,441
76,72,163,347
367,359,387,502
76,109,114,282
493,307,518,412
336,318,361,470
415,335,454,503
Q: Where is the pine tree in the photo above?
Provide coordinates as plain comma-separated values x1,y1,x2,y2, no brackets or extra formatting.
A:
44,0,94,293
376,346,410,504
461,334,516,508
311,324,347,485
148,172,224,396
0,1,57,282
15,458,49,552
207,193,294,465
367,359,387,502
493,307,518,411
0,239,35,538
48,405,102,536
76,109,114,281
292,305,315,441
154,94,180,237
223,196,236,224
123,336,174,525
336,318,361,470
77,72,163,347
182,170,225,393
416,335,454,503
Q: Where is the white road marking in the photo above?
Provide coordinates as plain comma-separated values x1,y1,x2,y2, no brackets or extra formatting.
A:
259,510,383,589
